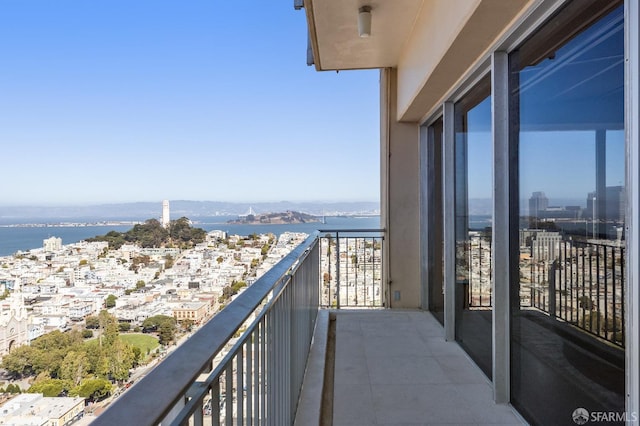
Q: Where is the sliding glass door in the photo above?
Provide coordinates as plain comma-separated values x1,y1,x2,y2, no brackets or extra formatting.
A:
510,3,625,424
426,117,444,324
454,77,493,378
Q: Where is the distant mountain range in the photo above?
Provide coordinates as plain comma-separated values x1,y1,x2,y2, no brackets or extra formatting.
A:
0,200,380,221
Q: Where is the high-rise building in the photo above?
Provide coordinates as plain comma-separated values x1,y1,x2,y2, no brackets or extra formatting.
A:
528,191,549,220
162,200,170,228
43,236,62,252
606,185,626,223
587,186,625,223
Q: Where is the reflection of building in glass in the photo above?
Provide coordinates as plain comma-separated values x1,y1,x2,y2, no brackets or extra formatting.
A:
528,192,581,222
528,191,548,219
530,231,562,262
587,186,625,222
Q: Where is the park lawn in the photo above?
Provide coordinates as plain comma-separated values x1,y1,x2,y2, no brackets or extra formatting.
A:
119,333,160,354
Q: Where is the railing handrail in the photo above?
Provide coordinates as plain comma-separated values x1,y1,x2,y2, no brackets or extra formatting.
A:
318,228,385,234
93,231,321,426
172,240,320,423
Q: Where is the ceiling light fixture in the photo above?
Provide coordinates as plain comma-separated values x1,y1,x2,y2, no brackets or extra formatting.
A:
358,6,372,38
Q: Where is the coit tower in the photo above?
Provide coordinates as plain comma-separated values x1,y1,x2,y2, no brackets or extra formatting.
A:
162,200,170,228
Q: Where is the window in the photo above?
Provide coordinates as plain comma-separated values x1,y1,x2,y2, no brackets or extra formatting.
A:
510,3,624,424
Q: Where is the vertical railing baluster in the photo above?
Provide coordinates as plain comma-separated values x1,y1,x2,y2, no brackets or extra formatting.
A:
225,363,233,426
563,241,567,321
354,237,359,305
212,378,221,426
237,345,244,425
569,241,574,323
368,237,372,305
581,245,586,329
246,335,252,426
596,245,601,337
572,243,576,324
345,237,350,306
613,246,618,344
253,320,259,425
381,236,385,306
621,246,625,347
336,232,341,309
267,307,274,426
604,245,609,340
260,316,266,424
589,247,593,333
193,397,204,426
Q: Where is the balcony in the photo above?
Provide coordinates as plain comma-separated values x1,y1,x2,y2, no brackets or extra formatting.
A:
89,229,523,426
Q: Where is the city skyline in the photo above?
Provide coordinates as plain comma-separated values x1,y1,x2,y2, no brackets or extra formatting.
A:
0,1,380,206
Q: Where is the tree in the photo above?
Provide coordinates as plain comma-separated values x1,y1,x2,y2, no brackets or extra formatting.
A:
0,289,10,300
1,345,35,377
164,254,174,269
98,310,119,348
29,330,83,377
158,322,176,345
59,351,89,386
131,346,142,366
85,343,109,378
169,217,206,247
105,294,117,308
179,318,194,332
29,378,70,396
5,383,21,394
85,315,100,329
82,329,94,339
130,256,151,272
107,339,136,381
118,322,131,332
71,378,112,401
143,315,177,345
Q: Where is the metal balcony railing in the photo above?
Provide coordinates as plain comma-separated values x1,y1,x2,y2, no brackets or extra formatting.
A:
318,229,385,308
93,232,321,426
464,233,626,347
529,239,625,347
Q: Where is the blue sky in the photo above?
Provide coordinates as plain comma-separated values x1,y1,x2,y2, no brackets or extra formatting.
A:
0,1,380,206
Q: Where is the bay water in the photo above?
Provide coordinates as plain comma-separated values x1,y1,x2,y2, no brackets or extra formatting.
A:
0,215,381,257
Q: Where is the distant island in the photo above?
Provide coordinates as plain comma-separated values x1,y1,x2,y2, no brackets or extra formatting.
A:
228,211,320,225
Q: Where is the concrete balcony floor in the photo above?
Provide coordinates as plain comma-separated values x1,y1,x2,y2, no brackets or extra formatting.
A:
330,310,524,426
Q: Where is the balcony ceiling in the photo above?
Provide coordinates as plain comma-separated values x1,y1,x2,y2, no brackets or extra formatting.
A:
306,0,425,70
